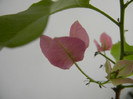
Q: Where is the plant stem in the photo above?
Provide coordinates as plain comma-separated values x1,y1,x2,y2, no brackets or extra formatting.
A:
119,0,125,60
73,61,99,84
112,84,133,99
101,80,110,85
112,85,124,99
85,4,119,26
99,52,115,64
112,0,126,99
74,60,112,86
74,62,93,81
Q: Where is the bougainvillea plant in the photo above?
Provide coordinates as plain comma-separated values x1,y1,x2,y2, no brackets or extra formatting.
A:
0,0,133,99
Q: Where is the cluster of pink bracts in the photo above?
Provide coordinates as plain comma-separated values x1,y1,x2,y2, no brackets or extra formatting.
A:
40,21,133,86
40,21,112,69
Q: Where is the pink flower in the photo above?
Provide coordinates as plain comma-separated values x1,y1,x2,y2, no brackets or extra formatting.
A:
40,21,89,69
94,33,112,52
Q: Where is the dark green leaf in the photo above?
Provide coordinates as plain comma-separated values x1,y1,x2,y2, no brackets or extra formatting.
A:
0,0,90,48
0,0,52,47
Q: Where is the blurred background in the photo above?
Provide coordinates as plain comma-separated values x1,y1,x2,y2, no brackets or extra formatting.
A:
0,0,133,99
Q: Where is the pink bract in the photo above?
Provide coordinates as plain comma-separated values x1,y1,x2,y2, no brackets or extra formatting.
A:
112,60,133,77
40,35,86,69
40,21,89,69
94,33,112,52
105,60,133,86
105,60,112,79
70,21,89,48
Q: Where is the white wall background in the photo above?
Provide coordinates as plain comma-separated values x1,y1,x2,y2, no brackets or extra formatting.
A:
0,0,133,99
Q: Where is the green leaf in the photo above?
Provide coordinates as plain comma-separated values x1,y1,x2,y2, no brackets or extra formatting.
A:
0,0,52,47
111,42,121,61
0,0,90,48
124,42,133,60
111,41,133,61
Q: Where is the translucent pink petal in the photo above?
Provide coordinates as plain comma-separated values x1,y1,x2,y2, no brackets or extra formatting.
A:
40,35,86,69
112,60,133,77
100,33,112,51
94,40,103,51
40,35,53,58
111,78,133,86
70,21,89,48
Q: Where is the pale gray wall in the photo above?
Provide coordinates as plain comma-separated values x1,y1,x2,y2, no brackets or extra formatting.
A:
0,0,133,99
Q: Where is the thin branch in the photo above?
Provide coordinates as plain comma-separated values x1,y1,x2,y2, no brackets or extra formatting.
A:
125,0,133,8
99,52,115,64
85,4,119,26
122,84,133,88
74,62,96,83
